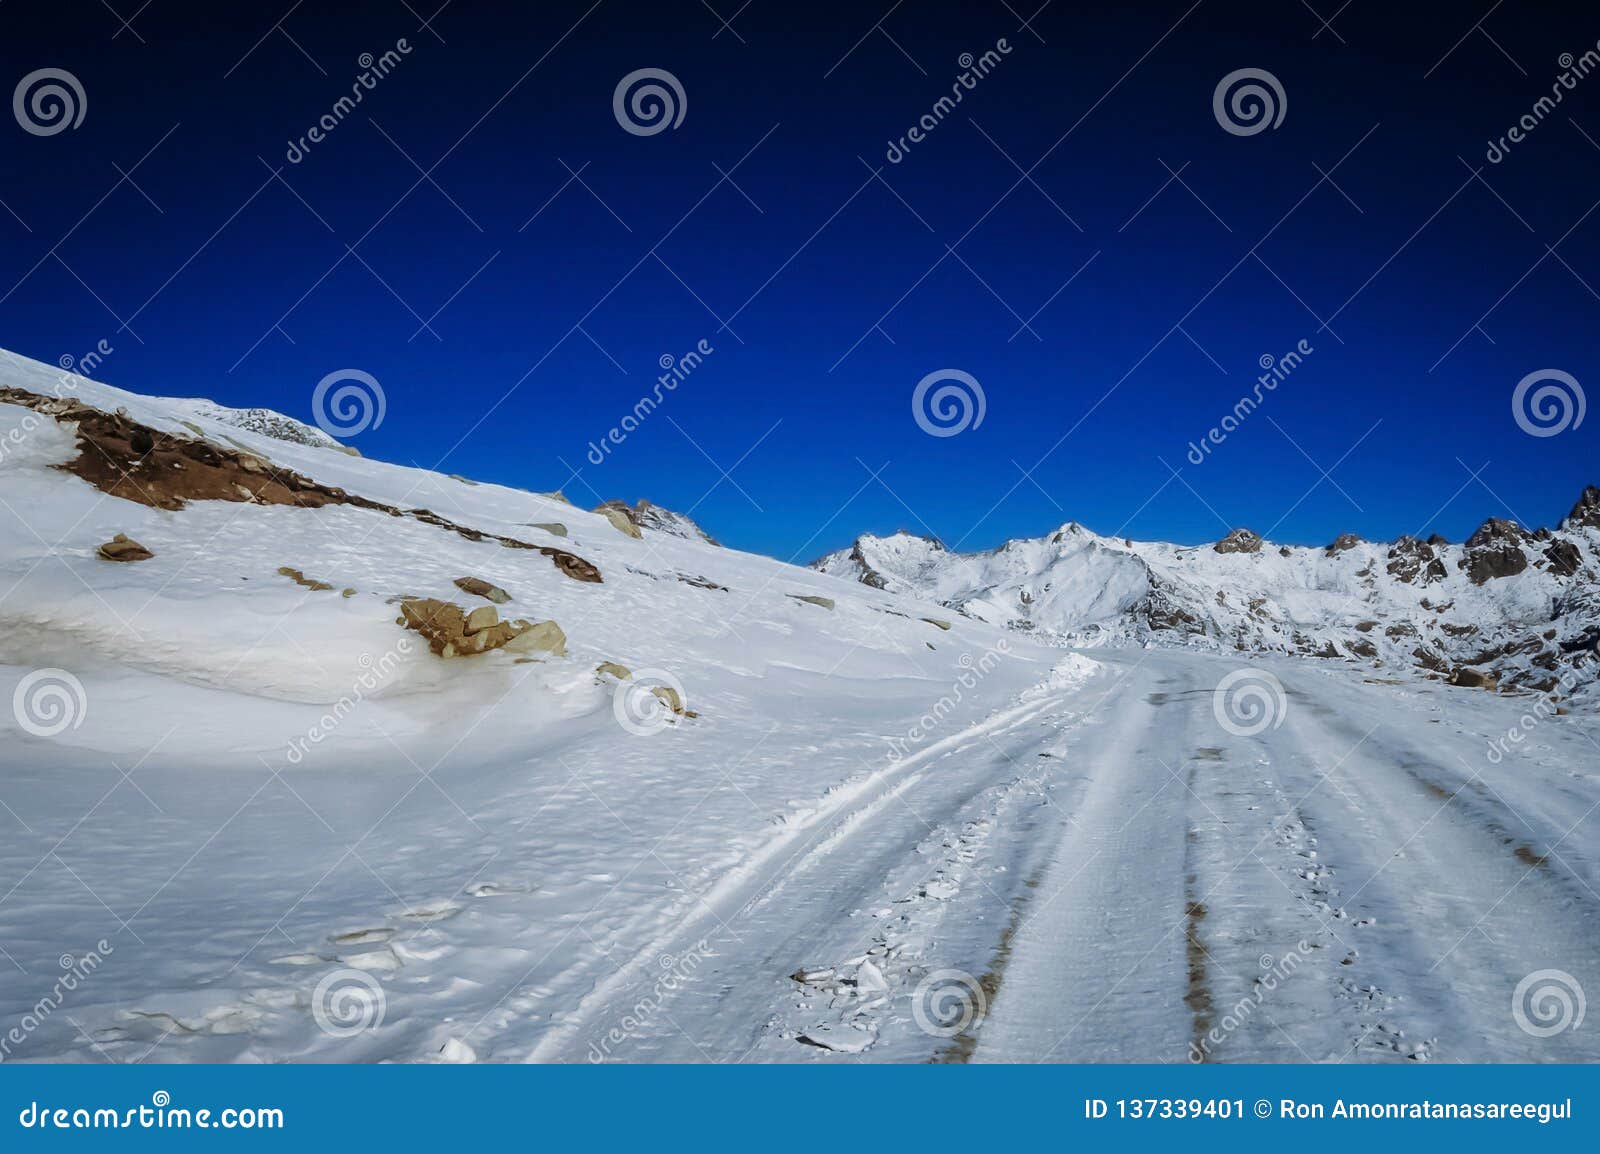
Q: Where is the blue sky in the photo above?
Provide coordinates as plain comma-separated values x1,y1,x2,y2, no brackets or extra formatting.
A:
2,0,1597,559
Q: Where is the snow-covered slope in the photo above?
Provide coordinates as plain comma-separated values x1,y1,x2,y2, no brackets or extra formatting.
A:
815,510,1600,703
2,345,1597,1066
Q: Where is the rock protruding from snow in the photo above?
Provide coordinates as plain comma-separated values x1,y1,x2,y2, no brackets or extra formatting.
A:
172,398,345,451
594,501,643,539
1565,485,1600,532
631,499,719,545
397,598,564,659
1463,519,1530,584
455,576,511,604
1214,528,1263,555
98,534,153,562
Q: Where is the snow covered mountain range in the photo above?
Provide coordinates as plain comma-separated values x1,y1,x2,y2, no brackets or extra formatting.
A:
814,504,1600,705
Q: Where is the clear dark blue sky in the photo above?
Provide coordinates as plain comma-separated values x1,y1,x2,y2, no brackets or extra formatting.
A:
2,0,1596,558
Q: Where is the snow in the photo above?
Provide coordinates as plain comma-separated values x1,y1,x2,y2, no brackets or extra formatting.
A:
0,345,1597,1064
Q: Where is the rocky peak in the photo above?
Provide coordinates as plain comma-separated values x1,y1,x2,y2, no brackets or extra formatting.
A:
1463,518,1529,584
1325,532,1363,555
1565,485,1600,531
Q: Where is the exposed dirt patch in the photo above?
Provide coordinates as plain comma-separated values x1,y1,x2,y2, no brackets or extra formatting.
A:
2,386,605,583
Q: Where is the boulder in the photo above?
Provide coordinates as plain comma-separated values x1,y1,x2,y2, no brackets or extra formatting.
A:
529,522,568,538
503,619,567,657
539,489,572,505
595,661,632,681
98,533,153,562
454,576,511,604
650,685,685,714
594,501,643,539
790,594,835,610
1448,666,1499,690
397,598,562,659
545,549,602,583
1214,528,1263,555
922,617,952,630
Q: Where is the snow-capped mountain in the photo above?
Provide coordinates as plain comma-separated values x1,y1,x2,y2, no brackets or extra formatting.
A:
163,396,349,452
814,506,1600,701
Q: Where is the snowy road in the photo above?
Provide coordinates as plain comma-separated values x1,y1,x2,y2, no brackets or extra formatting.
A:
500,651,1600,1063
